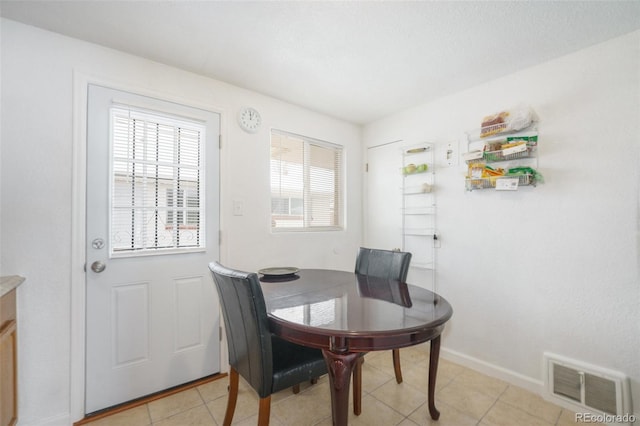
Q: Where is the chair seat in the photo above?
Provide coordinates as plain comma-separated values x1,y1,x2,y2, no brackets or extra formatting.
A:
271,337,327,393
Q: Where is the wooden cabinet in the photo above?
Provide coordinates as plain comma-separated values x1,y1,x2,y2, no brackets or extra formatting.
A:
1,285,18,426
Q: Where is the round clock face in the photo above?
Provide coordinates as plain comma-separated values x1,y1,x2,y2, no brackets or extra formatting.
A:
238,107,262,133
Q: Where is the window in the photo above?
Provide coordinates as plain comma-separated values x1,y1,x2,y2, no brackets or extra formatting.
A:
270,130,344,231
166,189,200,229
110,106,205,254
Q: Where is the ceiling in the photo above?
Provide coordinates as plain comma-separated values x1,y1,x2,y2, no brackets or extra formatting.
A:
2,1,639,124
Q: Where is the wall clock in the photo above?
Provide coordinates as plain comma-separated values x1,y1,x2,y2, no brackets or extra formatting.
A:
238,106,262,133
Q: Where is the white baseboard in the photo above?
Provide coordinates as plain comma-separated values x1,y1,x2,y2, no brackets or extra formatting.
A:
440,347,545,396
440,348,638,425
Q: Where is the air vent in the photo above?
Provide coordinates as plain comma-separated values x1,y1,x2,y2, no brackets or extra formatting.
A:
544,353,631,420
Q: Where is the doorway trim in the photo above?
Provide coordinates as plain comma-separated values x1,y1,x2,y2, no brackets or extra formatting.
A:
70,71,228,423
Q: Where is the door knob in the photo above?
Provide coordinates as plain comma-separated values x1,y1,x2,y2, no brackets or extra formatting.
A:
91,261,106,273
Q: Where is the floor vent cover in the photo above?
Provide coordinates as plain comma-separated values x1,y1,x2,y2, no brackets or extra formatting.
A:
544,353,631,419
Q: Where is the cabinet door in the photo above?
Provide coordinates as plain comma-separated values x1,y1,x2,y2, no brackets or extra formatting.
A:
0,291,17,426
365,142,403,250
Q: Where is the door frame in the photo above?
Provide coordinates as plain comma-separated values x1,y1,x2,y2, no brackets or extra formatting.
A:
70,71,228,422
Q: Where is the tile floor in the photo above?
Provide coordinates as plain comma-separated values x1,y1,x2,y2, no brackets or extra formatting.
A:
82,343,603,426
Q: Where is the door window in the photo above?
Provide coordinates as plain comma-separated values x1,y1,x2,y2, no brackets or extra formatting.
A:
110,107,206,256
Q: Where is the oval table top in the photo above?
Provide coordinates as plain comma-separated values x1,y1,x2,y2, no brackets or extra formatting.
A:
260,268,453,352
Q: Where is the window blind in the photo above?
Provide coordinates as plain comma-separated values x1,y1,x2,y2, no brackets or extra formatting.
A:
110,107,205,254
270,130,343,231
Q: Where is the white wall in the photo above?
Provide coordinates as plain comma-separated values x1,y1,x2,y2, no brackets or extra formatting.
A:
364,31,640,417
2,15,638,426
0,19,361,425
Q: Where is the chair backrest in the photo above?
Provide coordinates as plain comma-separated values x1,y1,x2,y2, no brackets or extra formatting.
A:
208,261,273,398
354,247,412,282
356,274,413,307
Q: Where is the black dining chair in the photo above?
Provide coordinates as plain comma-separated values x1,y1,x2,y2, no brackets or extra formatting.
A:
208,261,328,426
353,247,412,415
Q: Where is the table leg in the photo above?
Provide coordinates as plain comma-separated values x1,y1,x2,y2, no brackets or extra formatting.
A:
428,334,441,420
322,349,359,426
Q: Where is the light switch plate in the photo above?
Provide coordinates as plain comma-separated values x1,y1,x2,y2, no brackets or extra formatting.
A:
444,141,459,167
233,200,244,216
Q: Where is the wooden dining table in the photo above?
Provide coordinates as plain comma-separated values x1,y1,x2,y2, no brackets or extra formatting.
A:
260,269,453,426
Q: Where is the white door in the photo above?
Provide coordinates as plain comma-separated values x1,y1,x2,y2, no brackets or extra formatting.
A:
365,142,403,250
85,85,220,413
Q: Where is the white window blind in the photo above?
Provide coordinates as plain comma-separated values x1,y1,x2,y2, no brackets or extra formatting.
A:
110,106,205,255
270,130,344,231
